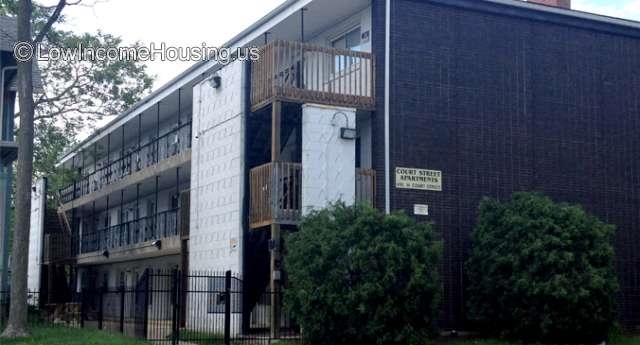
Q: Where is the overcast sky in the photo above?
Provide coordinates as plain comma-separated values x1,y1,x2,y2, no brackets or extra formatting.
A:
43,0,639,91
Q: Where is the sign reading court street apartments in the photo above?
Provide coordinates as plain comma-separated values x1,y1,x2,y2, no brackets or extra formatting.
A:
395,167,442,191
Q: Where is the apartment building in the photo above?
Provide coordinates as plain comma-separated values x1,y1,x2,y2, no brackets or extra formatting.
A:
34,0,640,332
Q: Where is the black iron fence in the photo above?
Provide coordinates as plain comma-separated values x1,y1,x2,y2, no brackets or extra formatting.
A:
0,290,46,328
0,271,301,345
59,122,192,204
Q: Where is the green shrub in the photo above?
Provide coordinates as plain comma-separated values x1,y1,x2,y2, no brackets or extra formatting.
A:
284,203,442,345
466,193,618,344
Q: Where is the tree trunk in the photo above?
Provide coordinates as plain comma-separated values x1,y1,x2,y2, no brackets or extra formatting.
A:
1,0,35,338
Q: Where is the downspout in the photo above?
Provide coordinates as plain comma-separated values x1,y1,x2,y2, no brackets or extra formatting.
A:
384,0,391,214
0,66,17,291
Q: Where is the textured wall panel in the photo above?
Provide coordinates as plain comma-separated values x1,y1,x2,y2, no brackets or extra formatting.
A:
189,61,245,274
302,104,357,213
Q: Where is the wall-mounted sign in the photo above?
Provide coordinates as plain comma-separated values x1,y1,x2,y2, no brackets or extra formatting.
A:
414,204,429,216
395,167,442,191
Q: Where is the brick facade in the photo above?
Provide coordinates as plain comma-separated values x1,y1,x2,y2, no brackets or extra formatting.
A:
371,0,640,330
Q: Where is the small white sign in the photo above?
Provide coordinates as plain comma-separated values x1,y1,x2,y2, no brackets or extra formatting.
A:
414,204,429,216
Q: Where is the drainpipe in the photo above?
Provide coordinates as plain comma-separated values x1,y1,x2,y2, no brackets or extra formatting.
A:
384,0,391,214
0,66,17,291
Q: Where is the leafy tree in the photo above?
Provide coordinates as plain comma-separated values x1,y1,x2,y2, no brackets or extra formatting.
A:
0,0,153,337
466,192,618,344
284,203,442,345
1,0,154,192
2,0,64,337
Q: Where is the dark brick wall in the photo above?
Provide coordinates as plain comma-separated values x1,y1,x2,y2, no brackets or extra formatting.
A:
372,0,640,330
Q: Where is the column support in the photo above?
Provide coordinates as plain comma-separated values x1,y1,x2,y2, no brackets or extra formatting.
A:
270,100,282,339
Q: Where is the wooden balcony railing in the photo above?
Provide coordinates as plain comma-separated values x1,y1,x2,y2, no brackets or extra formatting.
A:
251,40,375,111
43,233,73,264
249,162,302,229
356,168,376,206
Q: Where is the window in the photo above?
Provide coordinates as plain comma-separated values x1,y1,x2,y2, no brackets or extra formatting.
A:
332,27,362,51
332,27,362,74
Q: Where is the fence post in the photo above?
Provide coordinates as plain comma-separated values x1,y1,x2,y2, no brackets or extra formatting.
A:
119,283,125,333
98,287,104,330
143,269,150,340
224,270,231,345
80,291,85,328
171,269,179,345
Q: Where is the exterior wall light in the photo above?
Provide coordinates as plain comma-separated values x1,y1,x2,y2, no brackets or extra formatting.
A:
340,127,357,140
152,240,162,250
208,73,222,89
102,250,109,258
332,111,356,140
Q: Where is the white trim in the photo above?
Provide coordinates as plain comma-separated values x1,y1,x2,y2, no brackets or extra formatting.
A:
384,0,391,214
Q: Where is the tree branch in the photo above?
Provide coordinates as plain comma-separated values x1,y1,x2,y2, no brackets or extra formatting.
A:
33,0,67,44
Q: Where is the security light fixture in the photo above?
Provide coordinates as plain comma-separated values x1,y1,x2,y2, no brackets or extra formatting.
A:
208,73,222,89
152,240,162,250
340,127,357,140
332,111,357,140
102,250,109,258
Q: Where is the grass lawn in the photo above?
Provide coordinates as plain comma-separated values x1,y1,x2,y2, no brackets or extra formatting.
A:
178,329,225,344
0,326,150,345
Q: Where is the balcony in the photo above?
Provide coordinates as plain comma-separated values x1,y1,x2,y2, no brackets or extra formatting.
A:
78,208,180,255
43,233,73,264
249,162,376,229
249,162,302,229
251,40,375,111
59,122,192,204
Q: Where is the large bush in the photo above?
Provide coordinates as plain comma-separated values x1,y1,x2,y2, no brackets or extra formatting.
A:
466,193,618,344
284,203,441,345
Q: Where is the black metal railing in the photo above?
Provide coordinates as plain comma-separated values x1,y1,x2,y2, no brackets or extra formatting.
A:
78,208,179,255
59,122,192,204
